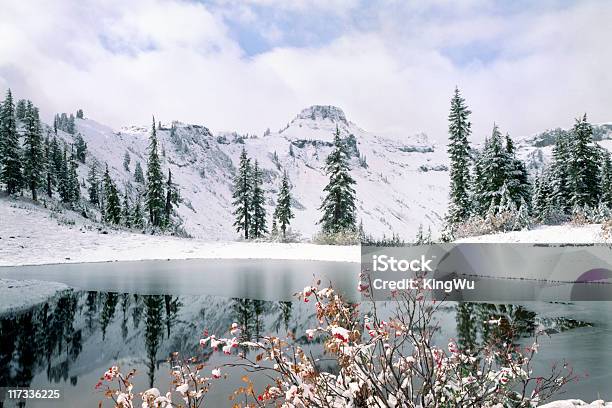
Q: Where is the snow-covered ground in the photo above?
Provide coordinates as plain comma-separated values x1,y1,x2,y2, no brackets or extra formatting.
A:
541,400,612,407
457,223,605,243
0,197,359,267
0,278,68,314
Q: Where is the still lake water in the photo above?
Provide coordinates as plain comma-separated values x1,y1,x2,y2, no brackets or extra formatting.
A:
0,259,611,407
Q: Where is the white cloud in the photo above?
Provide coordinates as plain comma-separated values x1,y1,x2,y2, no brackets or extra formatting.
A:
0,0,611,142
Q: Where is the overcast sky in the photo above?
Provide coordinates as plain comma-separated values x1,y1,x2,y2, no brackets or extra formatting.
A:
1,0,611,142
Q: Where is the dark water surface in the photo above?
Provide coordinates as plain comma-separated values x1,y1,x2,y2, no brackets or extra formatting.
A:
0,260,610,407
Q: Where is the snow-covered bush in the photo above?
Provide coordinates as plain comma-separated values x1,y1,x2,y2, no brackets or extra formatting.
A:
312,229,360,245
98,279,575,407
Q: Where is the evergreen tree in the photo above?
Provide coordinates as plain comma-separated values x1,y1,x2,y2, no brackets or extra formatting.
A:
68,150,80,203
15,99,27,120
471,150,487,216
549,132,571,213
145,117,165,227
0,89,23,194
103,164,121,224
514,197,531,230
132,195,145,229
134,162,145,183
568,114,600,208
232,148,252,239
74,134,87,163
22,102,43,201
43,136,54,197
76,109,84,119
67,114,76,134
250,160,267,238
274,170,293,238
87,159,100,206
123,151,131,172
122,190,131,228
58,146,71,203
164,169,180,227
600,150,612,208
446,87,472,223
319,126,357,233
415,224,424,244
473,124,528,215
504,133,531,209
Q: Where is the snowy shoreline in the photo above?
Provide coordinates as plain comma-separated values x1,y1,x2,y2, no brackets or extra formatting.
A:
0,278,69,315
541,400,612,407
0,240,360,267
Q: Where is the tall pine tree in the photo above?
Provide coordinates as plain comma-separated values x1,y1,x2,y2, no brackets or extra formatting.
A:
274,170,294,238
164,169,180,228
232,148,252,239
134,162,145,183
549,132,571,213
87,159,100,206
568,114,600,208
0,89,22,194
22,102,43,201
103,164,121,224
44,136,54,197
250,160,267,238
319,126,356,233
600,150,612,208
145,117,165,227
447,87,472,223
122,190,131,228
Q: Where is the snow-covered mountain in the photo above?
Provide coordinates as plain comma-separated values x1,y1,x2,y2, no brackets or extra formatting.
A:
52,105,450,240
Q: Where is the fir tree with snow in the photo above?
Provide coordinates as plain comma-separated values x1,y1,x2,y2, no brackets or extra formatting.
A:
15,99,27,120
76,109,84,119
22,102,43,201
274,170,294,238
87,159,100,206
0,89,23,194
164,169,180,228
514,197,531,230
131,195,144,229
145,117,165,228
600,150,612,208
123,151,131,172
134,162,145,183
446,87,472,223
504,133,531,209
68,150,80,203
122,190,131,228
103,164,121,225
473,124,529,216
549,132,571,213
250,160,267,239
43,136,54,197
232,148,252,239
319,126,357,234
58,146,71,203
67,113,76,134
74,133,87,163
568,114,600,209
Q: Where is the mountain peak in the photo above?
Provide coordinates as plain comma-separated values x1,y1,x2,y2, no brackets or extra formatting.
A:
295,105,347,125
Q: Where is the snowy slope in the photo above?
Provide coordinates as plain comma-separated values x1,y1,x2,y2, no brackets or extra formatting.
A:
49,105,448,240
0,197,359,266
